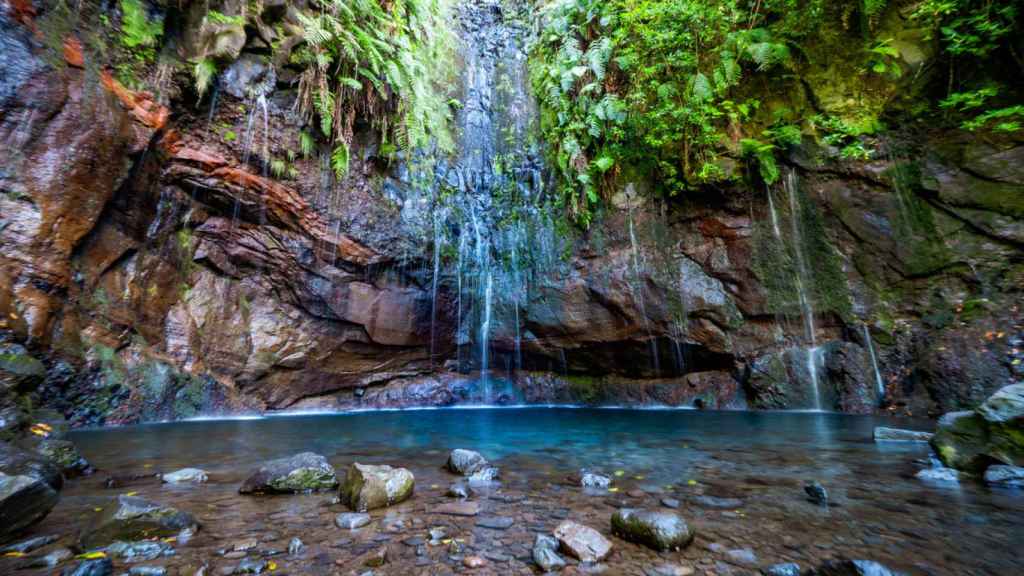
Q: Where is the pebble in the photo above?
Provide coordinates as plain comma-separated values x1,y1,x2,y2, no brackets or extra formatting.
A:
762,563,802,576
804,482,828,506
463,555,487,568
288,537,303,555
435,500,481,516
725,548,759,566
661,497,680,509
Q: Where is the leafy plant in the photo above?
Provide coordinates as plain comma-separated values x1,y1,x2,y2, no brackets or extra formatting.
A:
119,0,162,50
864,39,902,78
292,0,458,177
193,58,217,96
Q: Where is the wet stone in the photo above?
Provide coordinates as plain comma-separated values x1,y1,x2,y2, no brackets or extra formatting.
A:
725,548,759,566
814,559,906,576
288,537,304,555
435,500,480,516
24,547,73,568
79,495,199,549
554,520,613,562
233,558,268,574
106,540,173,561
0,534,57,553
532,534,566,572
611,509,695,552
463,555,487,568
477,516,514,530
128,567,167,576
692,495,743,509
762,563,802,576
983,465,1024,487
61,558,113,576
581,471,611,489
916,467,960,483
873,427,933,442
645,564,694,576
804,482,828,506
336,512,373,529
161,468,208,484
239,453,337,494
340,463,415,511
447,481,472,498
447,449,489,475
660,497,680,509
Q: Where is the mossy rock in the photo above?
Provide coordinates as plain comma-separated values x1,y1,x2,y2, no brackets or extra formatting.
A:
79,495,199,549
931,411,990,472
239,452,338,494
611,508,694,552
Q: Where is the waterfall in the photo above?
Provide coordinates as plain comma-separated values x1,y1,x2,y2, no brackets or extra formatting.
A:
626,195,660,376
863,324,885,402
382,0,564,400
777,171,823,410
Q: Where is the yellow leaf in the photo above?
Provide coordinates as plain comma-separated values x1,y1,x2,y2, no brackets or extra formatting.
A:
93,507,103,512
429,484,439,489
30,429,47,436
687,479,697,486
143,463,153,468
36,423,53,431
125,491,138,497
77,551,107,560
607,487,619,493
4,552,26,557
268,561,278,571
162,537,176,543
614,470,624,477
441,539,452,545
633,475,645,480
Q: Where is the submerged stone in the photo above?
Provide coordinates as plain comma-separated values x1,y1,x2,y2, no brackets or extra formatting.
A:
553,520,613,562
762,563,802,576
0,534,56,553
335,512,372,530
162,468,208,484
340,463,414,511
446,481,472,498
814,559,907,575
977,383,1024,424
533,534,566,571
61,558,113,576
0,471,59,541
610,508,695,551
804,481,828,506
239,452,337,494
983,465,1024,487
580,470,611,489
873,427,933,442
79,495,199,549
916,467,960,483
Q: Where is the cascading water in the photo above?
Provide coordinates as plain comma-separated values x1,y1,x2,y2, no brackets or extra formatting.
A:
863,324,885,402
775,171,823,410
388,0,567,403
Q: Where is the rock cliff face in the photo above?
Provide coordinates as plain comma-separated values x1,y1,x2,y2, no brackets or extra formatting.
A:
0,0,1021,426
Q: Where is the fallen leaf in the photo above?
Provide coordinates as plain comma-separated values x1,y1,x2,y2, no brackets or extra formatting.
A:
614,470,624,477
77,551,107,560
687,479,698,486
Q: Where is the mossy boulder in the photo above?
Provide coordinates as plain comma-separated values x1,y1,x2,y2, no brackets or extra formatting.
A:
932,384,1024,472
931,411,991,472
79,495,199,549
340,463,414,512
610,508,694,552
239,452,338,494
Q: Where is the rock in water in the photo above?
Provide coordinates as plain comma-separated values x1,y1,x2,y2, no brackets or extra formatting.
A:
983,465,1024,487
533,534,566,572
553,520,613,562
30,438,92,477
288,537,304,555
446,449,488,475
0,472,59,541
931,411,991,472
762,563,802,576
580,470,611,488
814,559,907,575
873,427,933,442
468,465,500,484
0,442,63,491
79,495,199,549
610,509,695,551
161,468,208,484
446,481,472,498
61,558,113,576
916,467,960,483
340,463,414,511
239,452,337,494
335,512,372,529
804,481,828,506
0,534,57,553
932,384,1024,472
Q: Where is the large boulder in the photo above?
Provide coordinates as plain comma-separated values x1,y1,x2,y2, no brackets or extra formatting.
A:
340,463,415,511
0,471,59,542
553,520,612,562
932,384,1024,472
79,495,199,549
977,383,1024,423
931,411,991,472
239,452,337,494
610,508,695,551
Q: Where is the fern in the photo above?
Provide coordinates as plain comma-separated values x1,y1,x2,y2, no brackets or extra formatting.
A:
193,58,217,96
331,143,350,178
